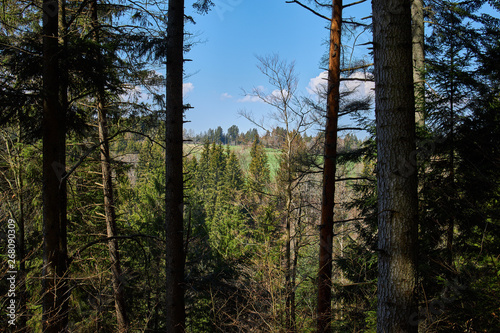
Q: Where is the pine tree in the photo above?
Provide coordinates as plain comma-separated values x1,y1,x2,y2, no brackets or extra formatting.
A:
317,1,342,331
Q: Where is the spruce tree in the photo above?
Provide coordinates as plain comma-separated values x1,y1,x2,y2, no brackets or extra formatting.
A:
247,137,270,196
416,2,500,330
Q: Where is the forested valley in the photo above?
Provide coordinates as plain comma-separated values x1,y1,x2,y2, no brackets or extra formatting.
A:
1,0,500,332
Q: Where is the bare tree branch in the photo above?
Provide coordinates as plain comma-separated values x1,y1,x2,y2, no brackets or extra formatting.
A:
338,127,365,131
285,0,331,21
341,63,374,72
69,234,163,264
335,176,375,182
340,77,374,82
343,0,367,9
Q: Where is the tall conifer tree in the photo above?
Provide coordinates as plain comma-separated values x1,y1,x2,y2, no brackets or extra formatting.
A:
165,0,186,330
372,0,418,331
317,1,342,332
42,0,69,330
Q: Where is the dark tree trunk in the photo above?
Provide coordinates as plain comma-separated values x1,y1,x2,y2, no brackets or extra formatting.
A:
165,0,186,331
90,1,129,330
317,1,342,332
42,0,69,330
372,0,418,332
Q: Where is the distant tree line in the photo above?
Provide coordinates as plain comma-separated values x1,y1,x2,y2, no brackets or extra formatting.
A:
185,125,361,150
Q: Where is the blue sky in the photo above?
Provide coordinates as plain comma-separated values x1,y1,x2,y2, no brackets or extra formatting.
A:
182,0,373,136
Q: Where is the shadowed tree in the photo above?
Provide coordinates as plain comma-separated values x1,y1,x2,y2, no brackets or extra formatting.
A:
42,0,69,330
372,0,418,332
165,0,186,331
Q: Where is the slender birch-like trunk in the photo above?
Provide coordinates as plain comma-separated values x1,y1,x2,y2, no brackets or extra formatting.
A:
90,1,129,330
412,0,425,125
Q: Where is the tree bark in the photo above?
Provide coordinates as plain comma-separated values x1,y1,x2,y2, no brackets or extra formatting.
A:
90,1,129,330
317,1,342,332
412,0,425,125
165,0,186,331
372,0,418,332
42,0,69,330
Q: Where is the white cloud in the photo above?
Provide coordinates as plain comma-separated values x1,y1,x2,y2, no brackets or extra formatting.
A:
183,82,194,97
307,71,328,95
237,95,261,103
237,86,265,103
220,92,233,100
306,71,374,101
271,89,290,99
340,72,375,100
236,86,291,103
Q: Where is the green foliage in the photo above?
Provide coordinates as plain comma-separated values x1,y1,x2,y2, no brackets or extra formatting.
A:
187,143,248,259
226,125,240,145
0,127,43,329
247,137,270,194
1,0,498,329
413,3,500,331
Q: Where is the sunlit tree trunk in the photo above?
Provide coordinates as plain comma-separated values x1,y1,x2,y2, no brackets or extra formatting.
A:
372,0,418,332
42,0,69,329
446,39,456,267
317,1,342,332
412,0,425,125
165,0,186,331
